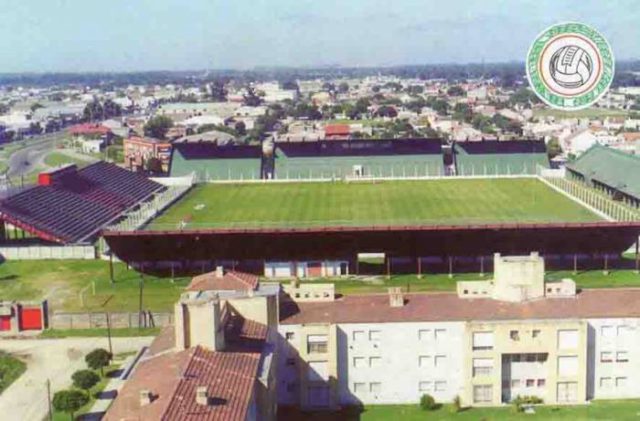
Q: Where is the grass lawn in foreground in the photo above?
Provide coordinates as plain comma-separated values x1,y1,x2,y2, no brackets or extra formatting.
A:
279,400,640,421
149,178,600,230
0,352,26,395
0,259,189,313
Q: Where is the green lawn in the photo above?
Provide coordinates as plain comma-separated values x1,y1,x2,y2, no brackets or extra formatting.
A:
44,151,91,168
533,107,629,119
149,179,600,230
0,259,188,313
280,401,640,421
0,352,26,395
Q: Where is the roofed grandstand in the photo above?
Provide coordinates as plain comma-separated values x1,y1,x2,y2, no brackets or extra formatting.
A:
453,139,549,176
170,142,263,181
0,162,164,244
274,138,444,179
567,144,640,204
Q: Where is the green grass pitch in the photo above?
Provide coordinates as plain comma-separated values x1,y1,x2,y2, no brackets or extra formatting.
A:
148,178,602,230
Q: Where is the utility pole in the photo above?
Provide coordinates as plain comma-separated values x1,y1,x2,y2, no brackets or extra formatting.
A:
106,312,113,356
138,273,144,331
46,379,52,421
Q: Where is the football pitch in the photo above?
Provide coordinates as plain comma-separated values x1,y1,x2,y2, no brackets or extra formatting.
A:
148,178,602,230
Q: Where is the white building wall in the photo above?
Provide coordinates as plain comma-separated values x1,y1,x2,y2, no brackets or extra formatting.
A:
336,322,465,405
276,324,302,405
588,318,640,400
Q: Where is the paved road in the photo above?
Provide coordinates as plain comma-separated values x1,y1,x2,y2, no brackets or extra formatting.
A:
5,132,66,179
0,336,153,421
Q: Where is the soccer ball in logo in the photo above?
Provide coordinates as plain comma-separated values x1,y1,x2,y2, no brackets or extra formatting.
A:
549,45,593,89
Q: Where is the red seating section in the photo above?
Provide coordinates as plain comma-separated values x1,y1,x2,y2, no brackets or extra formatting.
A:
0,162,164,243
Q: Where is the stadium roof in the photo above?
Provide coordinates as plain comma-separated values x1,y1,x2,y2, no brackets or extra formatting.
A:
567,144,640,200
170,143,263,180
275,138,442,158
0,162,164,244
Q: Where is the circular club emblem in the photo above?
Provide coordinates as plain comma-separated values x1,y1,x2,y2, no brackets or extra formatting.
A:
526,22,614,110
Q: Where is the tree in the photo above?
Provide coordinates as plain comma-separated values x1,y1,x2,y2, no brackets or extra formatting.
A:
85,348,111,376
145,157,164,174
547,137,562,158
83,100,104,122
209,80,227,102
281,80,299,91
52,390,89,420
72,369,100,391
242,87,262,106
103,99,123,119
338,82,349,93
235,121,246,136
453,103,473,123
447,85,465,97
30,103,44,112
0,103,9,115
144,115,173,139
375,105,398,118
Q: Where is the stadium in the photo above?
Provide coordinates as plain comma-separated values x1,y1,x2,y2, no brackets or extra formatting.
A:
96,139,640,278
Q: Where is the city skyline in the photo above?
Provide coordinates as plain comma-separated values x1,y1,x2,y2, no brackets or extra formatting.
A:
1,0,639,73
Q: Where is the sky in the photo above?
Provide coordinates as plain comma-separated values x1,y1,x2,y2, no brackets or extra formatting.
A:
0,0,638,72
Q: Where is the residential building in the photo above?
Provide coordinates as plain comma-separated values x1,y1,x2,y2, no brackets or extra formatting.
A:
123,136,172,172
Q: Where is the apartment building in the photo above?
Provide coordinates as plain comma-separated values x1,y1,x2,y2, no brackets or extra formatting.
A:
278,253,640,409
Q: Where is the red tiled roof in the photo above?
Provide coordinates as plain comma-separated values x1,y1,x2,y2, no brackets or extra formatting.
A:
68,123,111,136
622,132,640,143
325,124,350,136
280,288,640,325
162,346,262,420
104,314,267,421
187,270,259,292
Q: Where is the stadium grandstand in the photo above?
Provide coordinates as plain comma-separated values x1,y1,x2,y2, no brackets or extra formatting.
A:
170,142,263,181
0,162,164,244
274,138,444,179
453,139,549,176
566,144,640,205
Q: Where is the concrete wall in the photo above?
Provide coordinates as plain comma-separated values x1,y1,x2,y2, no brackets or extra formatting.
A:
0,245,95,260
49,311,173,329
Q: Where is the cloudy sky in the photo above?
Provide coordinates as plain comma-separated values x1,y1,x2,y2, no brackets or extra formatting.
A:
0,0,638,72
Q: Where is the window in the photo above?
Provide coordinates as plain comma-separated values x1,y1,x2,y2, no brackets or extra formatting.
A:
472,358,493,377
353,357,366,368
307,335,328,354
532,329,541,339
418,381,432,392
558,356,579,376
473,385,492,403
369,357,382,367
511,379,521,388
285,332,295,341
307,361,329,381
601,325,614,338
600,377,612,389
537,379,546,387
286,358,296,366
601,351,613,363
558,329,579,350
352,330,365,341
369,330,381,341
510,330,520,341
526,354,536,362
616,377,627,388
353,383,367,393
617,325,628,337
418,329,431,340
353,382,366,393
369,382,381,394
418,355,432,367
434,355,447,367
511,354,521,362
526,379,535,387
472,332,494,350
616,351,628,362
435,381,446,392
434,328,446,340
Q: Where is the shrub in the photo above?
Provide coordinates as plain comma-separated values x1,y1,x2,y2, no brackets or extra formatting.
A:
85,349,111,376
452,395,462,413
512,395,543,412
420,393,438,411
72,369,100,391
52,389,89,420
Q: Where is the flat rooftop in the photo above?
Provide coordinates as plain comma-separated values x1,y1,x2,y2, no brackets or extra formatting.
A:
147,178,601,230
